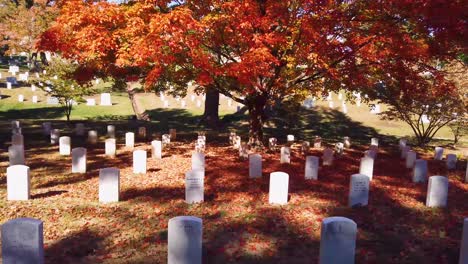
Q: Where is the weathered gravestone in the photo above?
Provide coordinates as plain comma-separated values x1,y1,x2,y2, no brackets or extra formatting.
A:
322,148,334,166
319,217,357,264
446,154,457,170
162,134,171,145
460,218,468,264
371,137,379,146
426,176,448,208
1,218,44,264
335,142,344,155
168,216,202,264
405,151,417,169
359,157,374,180
9,145,25,166
413,159,428,183
7,165,30,200
133,150,147,174
88,130,98,144
99,168,120,203
269,172,289,205
434,147,444,160
125,132,135,148
229,132,237,145
192,152,205,171
72,148,87,173
151,140,162,159
105,138,116,157
50,129,60,144
59,136,71,155
349,174,370,207
86,98,96,106
185,170,204,203
249,154,262,178
239,143,249,159
280,146,291,164
138,127,147,139
399,138,407,150
107,125,115,138
305,156,319,180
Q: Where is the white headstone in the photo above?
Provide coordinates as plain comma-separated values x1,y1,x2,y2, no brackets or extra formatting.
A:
1,218,44,264
322,148,334,166
32,95,38,103
71,147,86,173
359,157,374,180
446,154,457,170
88,130,98,144
371,137,379,147
319,217,357,264
133,150,147,174
185,170,204,203
6,82,12,89
75,123,85,136
99,168,120,203
343,137,351,148
192,152,205,171
125,132,135,148
105,138,116,157
100,93,112,106
268,172,289,205
168,216,202,264
18,94,24,102
335,142,344,155
405,151,417,169
151,140,162,159
7,165,30,200
459,218,468,264
425,176,448,208
434,147,444,160
268,137,277,151
169,129,177,140
12,134,23,146
9,145,25,166
287,134,295,142
398,139,407,150
249,154,262,178
349,173,370,207
107,125,115,138
42,122,52,136
413,159,428,183
280,147,291,164
59,136,71,155
401,145,411,159
50,129,60,144
86,98,96,106
305,156,319,180
162,134,171,145
314,137,322,148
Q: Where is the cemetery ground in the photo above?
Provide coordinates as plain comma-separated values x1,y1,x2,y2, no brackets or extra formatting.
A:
1,68,468,263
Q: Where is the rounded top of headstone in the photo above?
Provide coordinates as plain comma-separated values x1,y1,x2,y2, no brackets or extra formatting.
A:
322,216,357,226
126,132,134,135
351,173,370,180
186,170,205,177
429,175,448,182
4,217,43,226
271,171,289,177
134,149,146,153
169,216,202,224
106,138,116,143
72,147,86,152
7,164,29,170
100,167,119,173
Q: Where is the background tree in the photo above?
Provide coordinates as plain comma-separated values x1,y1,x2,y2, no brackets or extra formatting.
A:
0,0,58,64
36,57,94,121
39,0,467,146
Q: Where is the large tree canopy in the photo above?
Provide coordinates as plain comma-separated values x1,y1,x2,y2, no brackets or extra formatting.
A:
38,0,467,145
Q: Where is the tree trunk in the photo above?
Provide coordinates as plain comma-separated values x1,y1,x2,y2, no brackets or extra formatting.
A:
247,95,268,148
127,82,149,121
200,87,220,128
